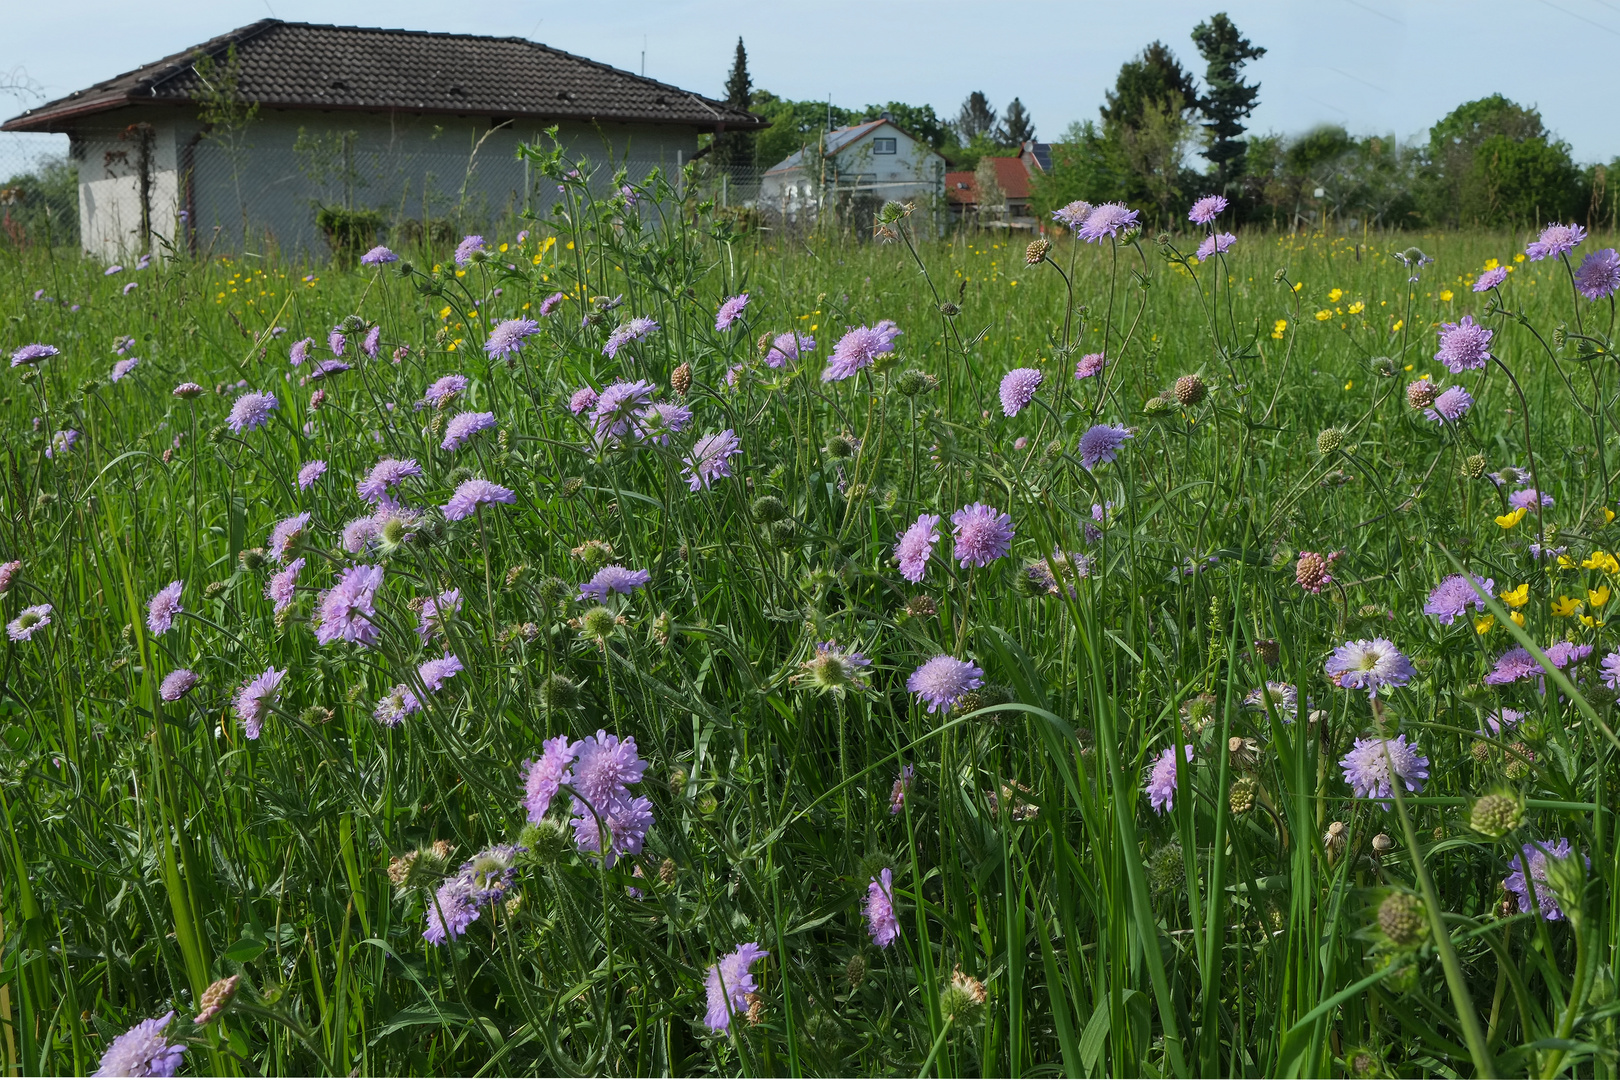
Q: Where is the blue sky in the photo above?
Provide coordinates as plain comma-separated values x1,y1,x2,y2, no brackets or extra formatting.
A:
4,0,1618,171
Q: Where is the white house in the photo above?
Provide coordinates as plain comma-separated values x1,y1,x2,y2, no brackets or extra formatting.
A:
758,118,945,231
1,20,766,260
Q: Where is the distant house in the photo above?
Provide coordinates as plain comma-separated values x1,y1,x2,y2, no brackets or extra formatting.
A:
945,141,1053,229
1,20,766,259
758,117,946,231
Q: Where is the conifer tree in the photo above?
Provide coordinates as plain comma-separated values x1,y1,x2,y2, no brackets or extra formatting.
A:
1191,13,1265,190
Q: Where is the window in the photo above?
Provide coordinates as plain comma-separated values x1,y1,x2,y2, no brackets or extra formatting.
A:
872,137,897,155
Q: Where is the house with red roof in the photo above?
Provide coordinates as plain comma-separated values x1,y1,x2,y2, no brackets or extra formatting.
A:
945,141,1051,229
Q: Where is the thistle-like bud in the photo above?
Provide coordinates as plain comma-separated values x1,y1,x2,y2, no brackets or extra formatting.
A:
203,580,228,599
1463,453,1487,479
519,819,572,865
1469,792,1524,838
825,434,856,460
939,967,988,1022
444,465,473,488
571,538,615,571
1317,427,1345,455
938,302,961,317
1505,741,1535,779
194,974,241,1025
1254,638,1280,666
1369,355,1398,378
1025,238,1051,265
1406,379,1438,409
1174,374,1207,406
768,519,798,545
1142,396,1174,417
651,610,674,647
906,594,937,618
298,706,334,726
895,369,938,397
239,547,268,572
1147,841,1185,894
846,953,867,988
580,605,617,641
540,674,581,710
1378,892,1428,946
670,362,693,397
1552,324,1568,350
752,495,788,522
1229,775,1257,814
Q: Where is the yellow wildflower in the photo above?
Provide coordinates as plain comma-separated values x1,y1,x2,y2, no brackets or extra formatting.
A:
1329,288,1343,302
1606,508,1616,524
1344,380,1354,390
1509,611,1526,627
1475,614,1495,635
1392,320,1404,332
1348,301,1365,314
1496,507,1528,529
1581,615,1605,628
1500,583,1530,608
1315,309,1332,322
1272,318,1288,340
1513,253,1525,263
1552,596,1582,617
1484,258,1500,271
1440,289,1453,302
1582,551,1620,574
1590,585,1611,607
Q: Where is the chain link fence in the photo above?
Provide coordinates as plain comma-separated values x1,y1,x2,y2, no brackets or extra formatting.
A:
0,131,77,249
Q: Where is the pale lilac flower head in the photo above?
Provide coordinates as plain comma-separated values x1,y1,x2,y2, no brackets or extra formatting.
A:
1544,640,1592,669
578,565,651,602
454,234,487,266
634,401,693,446
362,325,381,358
424,374,467,408
569,730,649,809
122,282,138,295
423,876,481,944
590,379,656,441
523,735,580,820
570,386,599,416
1339,734,1429,807
11,343,58,367
823,320,900,382
570,792,653,867
357,457,422,503
715,293,750,331
266,557,304,614
1074,352,1107,380
1078,202,1139,242
0,560,21,594
92,1011,185,1078
538,291,567,316
765,331,814,367
315,564,384,647
297,460,327,490
159,668,199,703
341,515,380,555
173,382,204,398
683,429,742,490
704,943,769,1032
441,410,496,451
486,318,540,359
1506,838,1587,921
104,264,123,276
906,655,984,713
1324,638,1415,696
6,604,51,642
1601,650,1620,689
1079,424,1133,470
110,357,139,382
289,337,314,366
1188,194,1229,224
374,685,421,727
1482,707,1523,735
603,316,659,358
443,478,516,521
418,653,464,693
415,588,462,643
951,502,1014,567
227,390,278,433
360,245,398,265
1146,744,1194,813
894,512,941,583
1526,222,1586,262
1196,232,1236,260
1474,266,1509,292
147,580,184,635
1508,487,1554,510
328,329,346,357
1423,573,1493,625
890,765,915,814
1574,249,1620,300
1485,647,1540,685
267,512,310,564
308,359,350,381
234,666,285,739
47,429,78,458
1435,316,1493,373
1424,385,1473,425
999,367,1044,417
866,868,900,948
1051,200,1092,231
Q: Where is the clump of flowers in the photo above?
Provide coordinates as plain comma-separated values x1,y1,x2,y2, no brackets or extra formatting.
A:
1145,744,1194,813
1504,838,1587,921
704,943,769,1032
1339,734,1429,807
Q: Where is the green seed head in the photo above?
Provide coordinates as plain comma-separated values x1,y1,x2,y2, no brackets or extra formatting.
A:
751,495,788,522
1317,427,1345,455
1229,776,1257,814
540,674,581,710
580,606,617,641
1469,792,1524,838
519,819,573,865
1377,892,1428,947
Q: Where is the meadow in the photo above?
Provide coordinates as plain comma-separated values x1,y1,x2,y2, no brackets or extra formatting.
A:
1,153,1617,1078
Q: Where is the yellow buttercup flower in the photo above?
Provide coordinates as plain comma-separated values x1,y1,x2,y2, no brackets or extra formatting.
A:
1392,320,1404,332
1484,257,1500,271
1344,380,1354,390
1606,508,1616,524
1558,554,1576,569
1590,585,1611,607
1509,611,1526,627
1348,301,1365,314
1582,551,1620,574
1552,595,1582,617
1582,615,1606,628
1272,318,1288,340
1496,507,1528,529
1329,288,1343,303
1315,309,1332,322
1500,583,1529,608
1440,289,1454,302
1474,614,1495,635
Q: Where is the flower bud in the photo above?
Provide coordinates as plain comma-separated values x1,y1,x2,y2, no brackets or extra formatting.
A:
1377,891,1428,947
670,362,692,397
1317,427,1344,455
1469,792,1524,838
540,674,581,710
895,369,937,397
1406,379,1438,409
1025,238,1051,265
1229,775,1257,814
580,606,617,641
1173,374,1207,406
939,967,987,1022
194,974,241,1025
1462,453,1486,479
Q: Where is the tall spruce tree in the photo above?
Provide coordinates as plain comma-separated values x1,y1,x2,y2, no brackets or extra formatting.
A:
997,98,1035,146
1191,13,1265,190
714,37,755,172
955,92,997,142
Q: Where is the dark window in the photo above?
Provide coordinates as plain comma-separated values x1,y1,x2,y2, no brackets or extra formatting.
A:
872,137,897,154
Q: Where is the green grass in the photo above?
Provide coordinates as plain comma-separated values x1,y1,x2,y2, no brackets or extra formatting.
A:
0,163,1616,1078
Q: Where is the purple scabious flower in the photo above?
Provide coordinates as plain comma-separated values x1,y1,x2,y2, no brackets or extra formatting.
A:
357,457,423,503
1474,266,1508,291
485,318,540,359
1244,681,1299,720
362,325,382,358
683,429,742,491
823,320,900,382
1508,487,1554,510
328,329,347,357
765,331,814,367
418,653,464,693
1574,248,1620,300
1505,838,1586,920
570,791,654,867
590,379,657,442
704,943,769,1032
569,730,649,808
297,460,327,490
1526,222,1586,262
1145,744,1194,814
715,293,750,331
267,512,310,564
1482,708,1523,735
308,360,349,382
578,565,651,602
1339,734,1429,807
1074,352,1107,380
603,316,659,359
234,666,285,739
10,343,58,367
424,374,468,408
0,559,21,594
1051,200,1092,231
1601,650,1620,689
1424,385,1473,424
173,382,205,398
1435,316,1493,373
1079,424,1133,470
539,291,568,316
122,282,138,295
1196,231,1236,260
1485,647,1540,685
104,264,123,275
146,580,184,635
524,735,580,821
159,668,199,703
454,234,487,266
866,867,900,948
416,588,462,644
92,1011,185,1078
1544,640,1592,669
289,337,314,366
443,477,516,521
1324,638,1415,696
907,655,984,713
227,391,278,433
951,502,1014,567
890,765,915,814
266,557,304,614
634,401,693,446
1078,202,1140,242
374,685,421,727
1424,573,1494,625
341,515,380,555
1188,194,1228,224
895,513,942,582
999,367,1044,417
360,245,398,265
424,876,481,944
569,386,599,416
7,604,51,642
110,357,139,382
315,565,384,647
47,429,78,458
441,410,496,451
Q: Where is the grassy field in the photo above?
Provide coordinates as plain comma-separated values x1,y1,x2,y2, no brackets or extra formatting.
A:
1,163,1617,1078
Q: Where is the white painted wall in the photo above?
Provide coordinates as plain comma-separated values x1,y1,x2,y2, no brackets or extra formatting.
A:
759,121,945,228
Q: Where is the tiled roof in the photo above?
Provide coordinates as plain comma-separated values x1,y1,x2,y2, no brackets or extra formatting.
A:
764,118,931,175
3,20,766,133
943,158,1033,205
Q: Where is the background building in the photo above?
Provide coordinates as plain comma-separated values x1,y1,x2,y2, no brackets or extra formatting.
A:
758,117,945,233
